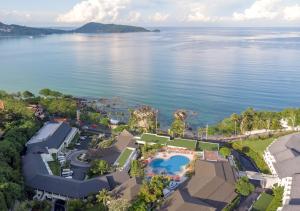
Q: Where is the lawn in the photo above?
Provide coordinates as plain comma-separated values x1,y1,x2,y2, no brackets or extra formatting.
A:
140,133,169,145
48,161,61,176
167,138,197,150
252,192,274,211
235,138,275,155
197,141,219,151
117,148,133,167
231,138,275,174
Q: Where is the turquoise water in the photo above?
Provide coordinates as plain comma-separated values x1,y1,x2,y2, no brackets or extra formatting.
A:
1,28,300,127
149,155,190,175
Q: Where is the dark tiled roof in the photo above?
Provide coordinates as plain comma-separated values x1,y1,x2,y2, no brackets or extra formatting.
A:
164,160,237,211
112,177,142,201
22,153,113,198
27,122,72,150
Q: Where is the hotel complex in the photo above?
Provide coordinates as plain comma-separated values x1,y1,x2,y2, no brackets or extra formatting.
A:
264,133,300,211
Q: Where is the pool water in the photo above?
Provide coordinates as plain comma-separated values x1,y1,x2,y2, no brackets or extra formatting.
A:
149,155,190,175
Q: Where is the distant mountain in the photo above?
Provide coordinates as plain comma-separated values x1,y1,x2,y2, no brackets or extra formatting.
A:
74,22,150,33
0,22,154,36
0,22,65,36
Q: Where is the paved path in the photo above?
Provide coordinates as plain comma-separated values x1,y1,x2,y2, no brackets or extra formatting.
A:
67,150,91,168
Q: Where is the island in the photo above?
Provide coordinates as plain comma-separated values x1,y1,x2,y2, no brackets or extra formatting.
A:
0,21,157,36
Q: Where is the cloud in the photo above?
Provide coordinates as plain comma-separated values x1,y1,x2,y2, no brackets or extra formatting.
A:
57,0,130,23
233,0,280,21
284,5,300,21
127,11,141,22
149,12,169,22
186,6,212,22
0,10,31,21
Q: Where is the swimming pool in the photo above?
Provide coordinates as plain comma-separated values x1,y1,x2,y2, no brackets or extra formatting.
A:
149,155,190,175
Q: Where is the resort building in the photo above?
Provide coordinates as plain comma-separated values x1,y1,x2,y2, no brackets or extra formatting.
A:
264,133,300,210
163,160,238,211
26,121,78,155
112,177,143,202
22,127,137,200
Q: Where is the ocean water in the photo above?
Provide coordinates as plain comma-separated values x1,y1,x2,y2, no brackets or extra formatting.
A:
1,27,300,127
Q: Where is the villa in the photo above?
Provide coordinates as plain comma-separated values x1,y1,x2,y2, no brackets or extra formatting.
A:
264,133,300,210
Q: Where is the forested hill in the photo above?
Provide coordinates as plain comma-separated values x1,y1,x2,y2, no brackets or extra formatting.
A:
74,22,150,33
0,22,65,36
0,22,153,36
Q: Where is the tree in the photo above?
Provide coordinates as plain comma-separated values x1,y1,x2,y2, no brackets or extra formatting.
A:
230,113,239,136
96,189,111,206
90,160,109,176
139,176,170,205
129,198,147,211
67,199,85,211
22,91,35,99
108,198,130,211
219,147,231,158
130,160,142,177
235,176,254,196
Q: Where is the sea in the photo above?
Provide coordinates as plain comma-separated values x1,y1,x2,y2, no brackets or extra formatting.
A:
1,27,300,128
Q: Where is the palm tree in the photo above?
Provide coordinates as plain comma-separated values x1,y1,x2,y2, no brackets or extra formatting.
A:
230,113,239,136
96,189,111,206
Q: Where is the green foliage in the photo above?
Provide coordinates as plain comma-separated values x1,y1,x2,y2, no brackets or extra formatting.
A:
98,139,114,149
170,119,185,137
108,198,130,211
266,186,284,211
67,199,86,211
252,192,274,211
39,88,63,98
235,176,255,196
113,125,129,134
31,200,52,211
139,176,170,205
129,198,148,211
96,189,111,206
219,147,232,158
100,117,110,126
130,160,143,177
40,97,77,118
0,96,40,209
232,138,274,174
90,160,109,176
22,91,35,99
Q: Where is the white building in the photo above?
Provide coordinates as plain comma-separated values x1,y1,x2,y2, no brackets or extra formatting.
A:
264,133,300,210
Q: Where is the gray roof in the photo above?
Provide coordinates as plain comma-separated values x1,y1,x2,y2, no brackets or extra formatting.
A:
27,122,72,150
87,130,136,164
22,153,125,198
163,189,216,211
269,133,300,178
268,133,300,209
22,126,132,199
112,177,142,201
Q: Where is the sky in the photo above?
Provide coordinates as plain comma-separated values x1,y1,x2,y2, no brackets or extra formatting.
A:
1,0,300,27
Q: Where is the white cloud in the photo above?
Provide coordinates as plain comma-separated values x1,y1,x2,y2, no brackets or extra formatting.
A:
127,11,141,22
233,0,280,21
0,10,31,21
149,12,169,22
186,6,212,22
284,4,300,21
57,0,130,23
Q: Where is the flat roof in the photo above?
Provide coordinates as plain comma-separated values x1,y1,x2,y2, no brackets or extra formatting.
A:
140,133,169,145
168,138,197,150
27,122,61,145
117,148,133,167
